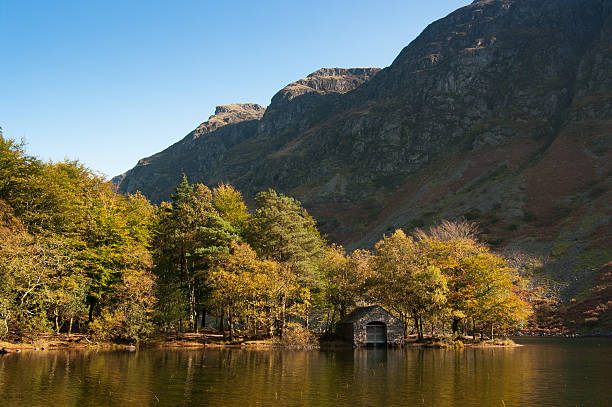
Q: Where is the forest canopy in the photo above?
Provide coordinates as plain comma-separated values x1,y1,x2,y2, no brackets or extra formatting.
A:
0,134,531,343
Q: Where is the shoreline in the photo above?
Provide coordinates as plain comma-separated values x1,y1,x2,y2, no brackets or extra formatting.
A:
3,328,611,354
5,332,608,353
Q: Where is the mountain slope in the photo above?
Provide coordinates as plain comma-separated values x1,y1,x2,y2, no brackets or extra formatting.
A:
115,0,612,300
113,103,266,200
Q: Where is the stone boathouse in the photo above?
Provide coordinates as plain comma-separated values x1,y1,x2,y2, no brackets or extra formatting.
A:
336,305,404,346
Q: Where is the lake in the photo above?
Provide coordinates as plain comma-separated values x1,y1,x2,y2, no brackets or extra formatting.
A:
1,337,610,406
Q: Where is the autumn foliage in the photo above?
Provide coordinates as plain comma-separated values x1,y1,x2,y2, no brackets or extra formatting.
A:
1,133,534,343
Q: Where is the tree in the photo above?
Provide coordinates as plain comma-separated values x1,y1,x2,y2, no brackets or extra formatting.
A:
154,176,240,332
248,190,324,281
416,220,531,337
247,189,324,335
0,204,51,337
320,245,372,329
209,242,261,340
0,131,533,343
212,183,250,233
0,135,43,222
2,133,157,339
371,230,447,339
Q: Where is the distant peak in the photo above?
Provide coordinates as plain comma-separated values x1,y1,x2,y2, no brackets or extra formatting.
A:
214,103,266,115
270,67,381,106
189,103,266,140
471,0,513,4
307,67,381,78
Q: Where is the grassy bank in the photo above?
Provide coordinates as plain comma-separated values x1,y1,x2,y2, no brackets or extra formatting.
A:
1,332,525,353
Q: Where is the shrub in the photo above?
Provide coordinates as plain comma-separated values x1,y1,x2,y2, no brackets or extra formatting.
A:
90,305,154,344
426,340,448,348
424,336,464,349
89,309,124,342
490,338,515,346
278,322,317,349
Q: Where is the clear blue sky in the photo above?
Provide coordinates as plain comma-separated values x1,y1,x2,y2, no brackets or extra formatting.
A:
0,1,466,178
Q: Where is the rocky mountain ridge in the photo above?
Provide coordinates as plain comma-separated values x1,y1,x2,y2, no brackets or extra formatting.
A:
193,103,265,138
113,103,265,199
114,0,612,301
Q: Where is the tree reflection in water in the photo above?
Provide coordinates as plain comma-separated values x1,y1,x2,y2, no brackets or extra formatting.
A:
0,338,610,406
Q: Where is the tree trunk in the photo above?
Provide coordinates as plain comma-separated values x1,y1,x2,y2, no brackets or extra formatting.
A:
54,308,60,335
339,304,346,321
280,294,287,338
229,307,234,341
419,316,424,340
452,317,460,335
202,307,206,332
68,317,73,337
329,308,336,334
490,323,494,339
472,318,476,340
1,315,8,338
189,283,196,332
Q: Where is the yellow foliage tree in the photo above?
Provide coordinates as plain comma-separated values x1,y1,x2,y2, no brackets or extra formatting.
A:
371,230,448,339
416,221,531,337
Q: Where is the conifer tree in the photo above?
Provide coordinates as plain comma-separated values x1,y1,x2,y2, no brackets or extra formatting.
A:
247,189,324,335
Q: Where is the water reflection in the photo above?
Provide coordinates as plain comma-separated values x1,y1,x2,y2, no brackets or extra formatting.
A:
0,338,610,406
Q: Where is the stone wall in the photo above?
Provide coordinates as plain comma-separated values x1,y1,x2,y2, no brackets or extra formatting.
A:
340,306,404,346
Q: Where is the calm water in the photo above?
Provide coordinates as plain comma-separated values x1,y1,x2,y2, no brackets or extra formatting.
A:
1,338,610,406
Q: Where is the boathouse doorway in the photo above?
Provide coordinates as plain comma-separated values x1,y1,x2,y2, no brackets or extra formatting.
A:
365,321,387,345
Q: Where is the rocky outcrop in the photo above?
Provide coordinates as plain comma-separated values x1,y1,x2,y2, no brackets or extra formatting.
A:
192,103,265,139
270,68,380,106
115,0,612,300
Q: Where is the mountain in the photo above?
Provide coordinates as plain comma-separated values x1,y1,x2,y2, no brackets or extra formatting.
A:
114,0,612,301
113,103,266,200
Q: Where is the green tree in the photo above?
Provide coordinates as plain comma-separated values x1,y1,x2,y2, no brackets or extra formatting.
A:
0,204,51,337
0,135,43,221
154,176,240,332
247,189,324,335
1,135,156,340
